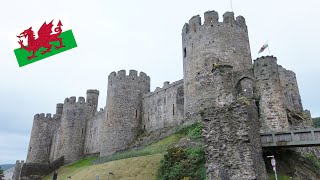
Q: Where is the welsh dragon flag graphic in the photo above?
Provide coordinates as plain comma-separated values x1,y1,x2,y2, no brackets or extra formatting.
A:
13,19,77,67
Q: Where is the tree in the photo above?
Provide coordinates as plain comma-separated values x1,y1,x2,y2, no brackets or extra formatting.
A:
0,166,4,178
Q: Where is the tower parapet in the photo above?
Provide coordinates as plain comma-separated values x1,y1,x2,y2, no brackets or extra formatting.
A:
100,70,150,156
86,89,100,115
56,103,63,116
253,56,289,131
182,10,251,121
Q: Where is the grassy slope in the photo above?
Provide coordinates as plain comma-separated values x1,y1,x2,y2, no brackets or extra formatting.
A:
43,134,182,180
44,154,163,180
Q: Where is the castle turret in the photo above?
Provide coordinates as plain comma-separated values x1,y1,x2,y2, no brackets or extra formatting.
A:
182,10,251,120
86,89,100,115
26,113,55,163
278,66,303,112
100,70,150,156
57,96,91,164
56,103,63,116
253,56,289,131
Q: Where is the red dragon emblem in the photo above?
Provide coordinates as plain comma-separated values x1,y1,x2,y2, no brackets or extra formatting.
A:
17,20,65,60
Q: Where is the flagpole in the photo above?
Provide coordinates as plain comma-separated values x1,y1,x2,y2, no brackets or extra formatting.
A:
230,0,233,12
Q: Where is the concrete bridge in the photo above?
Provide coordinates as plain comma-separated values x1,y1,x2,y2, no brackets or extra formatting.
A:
261,128,320,147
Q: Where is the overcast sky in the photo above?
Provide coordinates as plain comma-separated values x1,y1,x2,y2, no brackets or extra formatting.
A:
0,0,319,164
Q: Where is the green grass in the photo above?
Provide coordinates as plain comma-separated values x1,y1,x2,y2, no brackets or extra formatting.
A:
305,153,320,169
175,122,203,141
14,29,77,67
96,134,181,164
44,154,163,180
45,122,204,179
66,156,99,168
268,173,293,180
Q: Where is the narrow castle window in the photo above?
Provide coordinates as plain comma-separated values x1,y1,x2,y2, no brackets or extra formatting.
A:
81,128,84,135
183,48,187,58
135,110,138,118
46,148,49,154
173,104,175,115
29,147,32,152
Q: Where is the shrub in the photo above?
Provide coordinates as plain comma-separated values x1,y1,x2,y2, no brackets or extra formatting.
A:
158,146,206,180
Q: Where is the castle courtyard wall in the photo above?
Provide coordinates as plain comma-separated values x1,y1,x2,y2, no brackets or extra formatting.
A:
142,79,184,132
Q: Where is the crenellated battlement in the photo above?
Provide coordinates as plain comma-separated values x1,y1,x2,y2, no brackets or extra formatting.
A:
182,11,247,35
278,65,296,77
34,113,54,120
94,108,105,116
254,55,276,62
143,79,183,98
64,96,86,105
86,89,99,95
108,69,150,82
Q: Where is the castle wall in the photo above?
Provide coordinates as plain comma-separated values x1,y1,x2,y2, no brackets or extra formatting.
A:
49,118,61,162
142,80,184,132
202,101,267,180
84,108,104,154
26,113,58,164
13,160,24,180
100,70,150,157
278,65,303,112
253,56,289,131
182,10,252,121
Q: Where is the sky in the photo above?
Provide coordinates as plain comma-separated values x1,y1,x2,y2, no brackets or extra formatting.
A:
0,0,319,164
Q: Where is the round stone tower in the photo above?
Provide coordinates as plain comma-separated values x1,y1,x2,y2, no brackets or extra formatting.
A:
253,56,289,131
100,70,150,157
26,113,54,163
182,10,252,120
86,89,100,115
57,96,91,164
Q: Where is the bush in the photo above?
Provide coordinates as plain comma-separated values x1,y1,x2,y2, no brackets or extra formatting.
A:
158,146,206,180
312,117,320,128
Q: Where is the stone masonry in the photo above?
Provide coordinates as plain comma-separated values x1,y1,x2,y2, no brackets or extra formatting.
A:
16,9,313,180
202,101,267,180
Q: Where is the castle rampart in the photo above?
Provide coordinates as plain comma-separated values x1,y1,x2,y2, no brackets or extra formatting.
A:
253,56,289,131
142,79,184,131
84,108,104,155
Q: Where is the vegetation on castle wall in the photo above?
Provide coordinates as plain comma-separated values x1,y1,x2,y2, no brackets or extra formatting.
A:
312,117,320,128
157,146,206,180
175,122,203,141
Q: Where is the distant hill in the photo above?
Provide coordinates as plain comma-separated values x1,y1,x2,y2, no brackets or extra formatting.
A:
313,117,320,128
0,164,15,171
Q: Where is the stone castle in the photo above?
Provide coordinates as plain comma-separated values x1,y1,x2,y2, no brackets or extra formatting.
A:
15,10,314,179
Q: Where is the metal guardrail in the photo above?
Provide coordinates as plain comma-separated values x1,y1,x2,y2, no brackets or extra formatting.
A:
260,128,320,147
